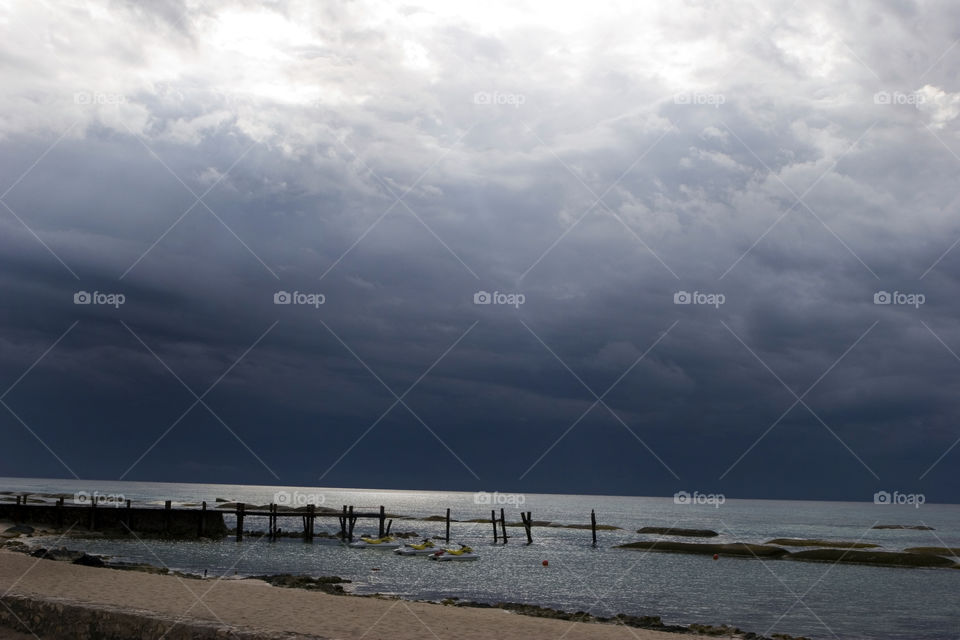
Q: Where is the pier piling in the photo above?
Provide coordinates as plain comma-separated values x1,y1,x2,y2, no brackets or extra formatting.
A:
500,507,508,543
236,503,245,542
305,504,315,542
591,509,597,546
491,509,498,543
520,511,533,544
445,508,451,543
379,505,386,538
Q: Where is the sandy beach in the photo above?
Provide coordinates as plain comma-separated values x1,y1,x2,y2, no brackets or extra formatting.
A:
0,549,684,640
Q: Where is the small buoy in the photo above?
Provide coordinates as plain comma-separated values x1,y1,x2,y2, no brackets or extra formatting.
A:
542,560,549,567
713,554,719,560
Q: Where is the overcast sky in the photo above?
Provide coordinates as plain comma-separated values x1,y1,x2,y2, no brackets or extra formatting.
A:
1,0,959,502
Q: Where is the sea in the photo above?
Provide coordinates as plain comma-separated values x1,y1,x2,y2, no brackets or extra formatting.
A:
1,477,957,640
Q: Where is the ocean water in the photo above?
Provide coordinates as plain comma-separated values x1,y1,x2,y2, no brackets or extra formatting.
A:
1,478,958,640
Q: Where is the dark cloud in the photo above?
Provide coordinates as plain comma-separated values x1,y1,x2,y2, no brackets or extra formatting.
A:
0,0,958,503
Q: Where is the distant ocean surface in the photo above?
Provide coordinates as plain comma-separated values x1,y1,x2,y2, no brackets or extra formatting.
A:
2,478,958,640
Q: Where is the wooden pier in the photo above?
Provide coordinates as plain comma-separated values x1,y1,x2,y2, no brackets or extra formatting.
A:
0,494,606,545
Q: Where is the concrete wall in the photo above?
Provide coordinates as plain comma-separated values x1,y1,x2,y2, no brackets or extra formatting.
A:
0,504,228,538
0,593,322,639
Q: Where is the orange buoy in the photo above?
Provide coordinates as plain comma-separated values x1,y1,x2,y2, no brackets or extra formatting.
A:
713,554,719,560
542,560,549,567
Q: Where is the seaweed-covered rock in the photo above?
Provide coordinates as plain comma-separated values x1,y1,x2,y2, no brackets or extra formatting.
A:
73,553,106,567
766,538,879,549
638,527,718,537
872,524,934,530
904,546,960,556
790,549,956,568
617,541,789,557
29,546,83,562
4,524,34,534
251,574,350,594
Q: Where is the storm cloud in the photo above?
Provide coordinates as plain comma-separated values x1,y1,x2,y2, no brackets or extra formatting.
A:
1,0,959,502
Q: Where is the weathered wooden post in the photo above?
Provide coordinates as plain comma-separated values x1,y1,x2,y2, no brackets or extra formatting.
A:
491,509,498,543
445,508,451,543
236,503,245,542
270,503,277,541
198,501,207,537
306,504,315,542
347,506,355,542
591,509,597,547
378,505,386,538
385,519,392,535
500,507,508,543
339,505,347,540
521,511,532,544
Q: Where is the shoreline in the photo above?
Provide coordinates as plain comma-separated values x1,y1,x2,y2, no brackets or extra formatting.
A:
4,491,956,640
0,547,809,640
